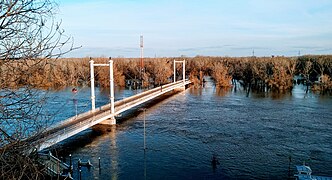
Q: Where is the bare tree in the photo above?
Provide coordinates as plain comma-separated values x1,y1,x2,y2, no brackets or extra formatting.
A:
0,0,75,179
268,58,294,92
211,61,232,88
302,60,312,93
147,59,173,87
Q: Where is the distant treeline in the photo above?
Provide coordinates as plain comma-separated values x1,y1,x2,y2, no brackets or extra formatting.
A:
1,55,332,94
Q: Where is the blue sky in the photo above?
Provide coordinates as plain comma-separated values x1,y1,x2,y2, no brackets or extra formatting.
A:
57,0,332,57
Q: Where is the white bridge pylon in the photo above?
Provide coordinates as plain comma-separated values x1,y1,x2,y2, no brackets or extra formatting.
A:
174,59,186,86
89,58,186,125
90,57,115,124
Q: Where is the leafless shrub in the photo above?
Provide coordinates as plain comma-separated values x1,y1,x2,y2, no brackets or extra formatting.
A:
211,62,232,87
146,58,173,86
0,0,75,178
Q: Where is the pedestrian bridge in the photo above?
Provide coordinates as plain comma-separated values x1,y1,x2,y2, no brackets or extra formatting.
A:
29,79,191,151
24,58,190,151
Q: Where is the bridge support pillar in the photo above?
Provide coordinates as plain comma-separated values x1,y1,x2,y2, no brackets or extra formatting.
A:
174,86,186,92
94,117,116,132
174,83,189,92
99,117,116,125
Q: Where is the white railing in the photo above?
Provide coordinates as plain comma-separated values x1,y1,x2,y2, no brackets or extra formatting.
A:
36,80,191,151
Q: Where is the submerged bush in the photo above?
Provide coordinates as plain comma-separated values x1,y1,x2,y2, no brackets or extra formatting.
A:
1,55,331,94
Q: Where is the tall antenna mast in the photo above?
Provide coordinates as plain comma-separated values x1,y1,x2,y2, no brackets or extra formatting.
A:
140,35,144,87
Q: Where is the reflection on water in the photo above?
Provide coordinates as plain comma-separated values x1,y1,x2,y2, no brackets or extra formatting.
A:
214,87,232,97
109,125,119,180
45,80,332,179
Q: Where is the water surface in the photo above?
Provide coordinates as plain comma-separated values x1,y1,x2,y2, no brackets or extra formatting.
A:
46,81,332,179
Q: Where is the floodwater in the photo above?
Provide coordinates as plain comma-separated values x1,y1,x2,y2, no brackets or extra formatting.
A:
44,80,332,180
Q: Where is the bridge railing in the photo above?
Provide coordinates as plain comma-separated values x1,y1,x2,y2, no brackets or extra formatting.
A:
38,108,115,150
38,152,70,177
100,80,188,112
113,79,191,115
36,79,192,150
41,79,188,141
45,108,95,132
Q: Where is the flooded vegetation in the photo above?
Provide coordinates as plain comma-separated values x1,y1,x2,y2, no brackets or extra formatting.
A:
1,55,332,95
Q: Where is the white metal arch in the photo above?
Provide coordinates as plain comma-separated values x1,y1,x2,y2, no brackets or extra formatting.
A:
173,59,186,85
89,57,114,116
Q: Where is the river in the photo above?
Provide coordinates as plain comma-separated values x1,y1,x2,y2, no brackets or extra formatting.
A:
43,79,332,179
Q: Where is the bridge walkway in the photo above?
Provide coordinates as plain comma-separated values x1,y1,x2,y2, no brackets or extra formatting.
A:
27,80,191,151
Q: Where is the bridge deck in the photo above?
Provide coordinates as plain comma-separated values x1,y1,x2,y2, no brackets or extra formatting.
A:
27,80,191,151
